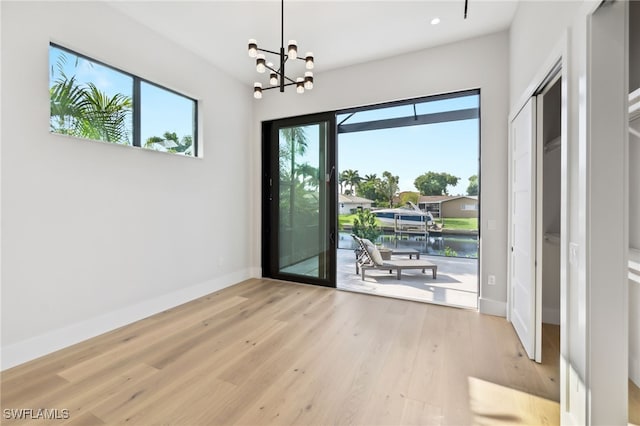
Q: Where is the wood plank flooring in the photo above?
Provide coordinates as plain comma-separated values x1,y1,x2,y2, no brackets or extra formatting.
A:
1,278,564,425
631,379,640,426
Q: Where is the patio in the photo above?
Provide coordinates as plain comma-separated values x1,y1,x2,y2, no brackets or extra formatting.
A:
337,248,479,309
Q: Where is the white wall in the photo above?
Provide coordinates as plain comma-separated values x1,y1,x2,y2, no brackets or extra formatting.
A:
339,203,371,215
511,0,630,423
630,1,640,389
509,1,583,109
251,31,510,316
1,1,254,369
630,113,640,386
630,0,640,91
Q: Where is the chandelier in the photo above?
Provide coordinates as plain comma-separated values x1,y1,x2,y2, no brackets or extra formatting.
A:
248,0,314,99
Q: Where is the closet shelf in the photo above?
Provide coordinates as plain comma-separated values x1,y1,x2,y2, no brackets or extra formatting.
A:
631,247,640,267
630,248,640,284
544,233,561,244
630,88,640,121
544,136,561,154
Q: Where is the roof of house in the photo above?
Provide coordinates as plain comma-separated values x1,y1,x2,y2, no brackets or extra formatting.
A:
418,195,478,204
339,194,374,204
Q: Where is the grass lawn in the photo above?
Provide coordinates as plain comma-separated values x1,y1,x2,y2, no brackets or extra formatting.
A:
339,214,383,229
338,214,357,229
435,217,478,231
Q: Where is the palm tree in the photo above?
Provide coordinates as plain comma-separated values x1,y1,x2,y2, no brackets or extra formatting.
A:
49,74,85,134
341,169,361,195
339,173,347,194
379,171,399,207
76,83,132,143
363,173,378,183
359,173,382,203
280,127,309,229
296,163,319,190
50,53,132,144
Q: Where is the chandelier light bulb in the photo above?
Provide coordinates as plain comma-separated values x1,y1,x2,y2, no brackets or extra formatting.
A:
245,1,315,97
256,54,266,73
305,52,314,70
288,40,298,60
248,39,258,57
304,71,314,90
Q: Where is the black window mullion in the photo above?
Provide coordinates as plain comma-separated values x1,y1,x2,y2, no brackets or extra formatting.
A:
133,77,141,147
193,102,198,157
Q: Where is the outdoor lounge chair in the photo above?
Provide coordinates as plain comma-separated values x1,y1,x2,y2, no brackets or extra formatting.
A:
351,234,437,281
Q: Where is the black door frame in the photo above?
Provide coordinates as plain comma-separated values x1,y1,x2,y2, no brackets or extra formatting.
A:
262,90,481,297
262,112,337,288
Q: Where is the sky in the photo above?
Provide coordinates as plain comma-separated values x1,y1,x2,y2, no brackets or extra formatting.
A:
338,95,479,195
279,96,479,196
49,45,194,145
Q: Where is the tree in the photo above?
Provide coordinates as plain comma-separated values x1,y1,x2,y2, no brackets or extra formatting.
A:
145,131,193,155
50,53,132,144
414,172,460,196
358,177,382,204
467,174,478,196
296,163,320,190
399,191,419,206
280,127,309,229
378,171,399,207
340,169,361,195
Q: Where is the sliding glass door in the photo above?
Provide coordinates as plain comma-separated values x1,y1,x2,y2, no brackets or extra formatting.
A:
262,113,336,287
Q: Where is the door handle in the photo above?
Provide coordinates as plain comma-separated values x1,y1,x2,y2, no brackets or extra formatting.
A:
326,166,335,184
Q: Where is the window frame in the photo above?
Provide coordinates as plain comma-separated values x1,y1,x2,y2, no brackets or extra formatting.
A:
461,204,478,211
49,42,199,157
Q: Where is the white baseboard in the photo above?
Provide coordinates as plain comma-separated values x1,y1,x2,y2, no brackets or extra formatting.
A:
630,275,640,386
542,306,561,325
249,266,262,278
478,297,506,317
1,268,252,371
566,362,587,425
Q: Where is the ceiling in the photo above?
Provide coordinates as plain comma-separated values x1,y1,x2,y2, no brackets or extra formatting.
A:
109,1,519,86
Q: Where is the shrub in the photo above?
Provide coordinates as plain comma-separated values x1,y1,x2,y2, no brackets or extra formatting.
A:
444,246,458,257
352,209,382,242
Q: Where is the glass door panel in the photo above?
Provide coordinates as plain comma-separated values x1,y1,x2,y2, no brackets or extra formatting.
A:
278,123,328,279
263,113,336,287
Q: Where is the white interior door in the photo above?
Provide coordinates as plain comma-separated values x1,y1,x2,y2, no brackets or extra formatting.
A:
509,97,537,360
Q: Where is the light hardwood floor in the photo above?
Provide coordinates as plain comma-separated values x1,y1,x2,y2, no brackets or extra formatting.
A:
632,378,640,426
0,278,568,425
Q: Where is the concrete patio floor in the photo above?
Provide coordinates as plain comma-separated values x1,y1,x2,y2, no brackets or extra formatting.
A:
337,248,479,309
